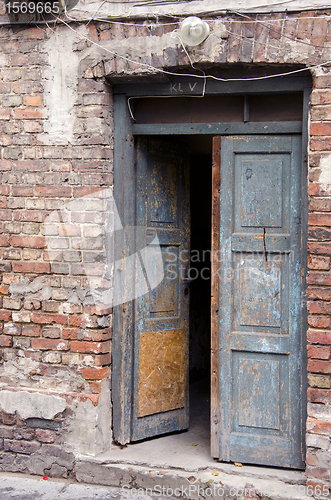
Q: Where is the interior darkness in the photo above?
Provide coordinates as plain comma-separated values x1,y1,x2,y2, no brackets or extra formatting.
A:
134,93,303,124
189,153,212,384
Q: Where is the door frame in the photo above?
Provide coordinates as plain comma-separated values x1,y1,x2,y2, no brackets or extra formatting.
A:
112,75,311,448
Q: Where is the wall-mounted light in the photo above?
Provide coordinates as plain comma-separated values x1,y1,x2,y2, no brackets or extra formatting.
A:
179,16,210,47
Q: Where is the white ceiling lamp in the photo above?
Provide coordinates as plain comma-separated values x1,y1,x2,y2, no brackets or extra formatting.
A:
179,16,210,47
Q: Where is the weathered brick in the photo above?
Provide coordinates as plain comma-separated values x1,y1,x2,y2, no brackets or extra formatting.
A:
307,345,331,360
22,325,41,337
34,186,71,198
306,467,330,480
307,330,331,345
12,235,46,248
308,300,331,314
308,255,330,270
70,340,110,354
308,315,331,329
42,326,61,339
3,297,21,310
0,335,12,347
12,262,50,274
30,338,69,350
79,366,110,380
30,313,68,326
69,315,98,328
12,108,43,120
308,374,331,389
4,439,40,454
35,429,55,443
308,360,331,374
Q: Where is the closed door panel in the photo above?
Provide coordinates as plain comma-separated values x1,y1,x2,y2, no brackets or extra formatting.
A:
212,135,304,468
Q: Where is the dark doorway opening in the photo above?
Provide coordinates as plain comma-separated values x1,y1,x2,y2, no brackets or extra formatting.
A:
188,149,212,451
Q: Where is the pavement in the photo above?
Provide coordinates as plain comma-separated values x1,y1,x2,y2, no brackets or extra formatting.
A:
0,472,163,500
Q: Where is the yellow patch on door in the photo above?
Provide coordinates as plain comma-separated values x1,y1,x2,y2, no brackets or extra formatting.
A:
137,329,185,417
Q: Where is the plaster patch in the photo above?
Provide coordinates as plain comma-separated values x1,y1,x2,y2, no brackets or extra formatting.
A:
319,155,331,194
0,390,67,420
40,25,84,145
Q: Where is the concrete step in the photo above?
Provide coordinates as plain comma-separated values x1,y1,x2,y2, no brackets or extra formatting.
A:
75,457,315,500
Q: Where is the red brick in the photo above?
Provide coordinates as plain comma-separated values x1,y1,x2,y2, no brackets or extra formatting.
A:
30,338,69,350
89,352,111,366
75,328,112,342
0,210,11,221
308,359,331,374
21,27,45,39
307,330,331,344
84,305,113,316
307,345,331,360
307,271,331,285
307,417,331,435
34,186,71,198
22,325,41,337
0,235,10,246
79,366,110,380
0,310,12,321
12,186,33,196
308,183,331,196
308,388,331,403
307,255,330,270
69,315,98,328
310,122,331,136
70,340,109,354
306,467,330,480
30,312,68,325
35,429,55,443
12,108,43,119
308,315,331,329
0,335,12,347
306,453,318,466
62,328,78,340
88,380,103,394
308,300,331,314
23,95,42,107
12,235,46,248
12,262,50,274
309,213,331,227
1,413,16,425
308,242,331,256
13,210,45,222
0,285,9,295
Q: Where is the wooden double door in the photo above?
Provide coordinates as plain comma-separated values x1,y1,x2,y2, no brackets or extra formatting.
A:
114,133,305,469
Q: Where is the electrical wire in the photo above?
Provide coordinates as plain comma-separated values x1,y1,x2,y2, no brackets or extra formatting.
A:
232,9,328,49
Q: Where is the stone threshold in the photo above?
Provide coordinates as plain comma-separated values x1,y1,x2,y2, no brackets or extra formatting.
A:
75,455,312,500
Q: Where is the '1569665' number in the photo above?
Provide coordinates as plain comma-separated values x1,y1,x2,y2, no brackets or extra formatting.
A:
6,2,60,14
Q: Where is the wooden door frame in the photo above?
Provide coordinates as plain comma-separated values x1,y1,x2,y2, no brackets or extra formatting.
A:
112,75,311,447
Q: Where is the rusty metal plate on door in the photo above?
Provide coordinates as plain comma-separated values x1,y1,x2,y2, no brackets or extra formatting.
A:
137,329,185,418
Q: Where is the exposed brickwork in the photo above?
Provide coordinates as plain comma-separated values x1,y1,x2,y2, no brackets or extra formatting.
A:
0,409,74,477
0,2,330,492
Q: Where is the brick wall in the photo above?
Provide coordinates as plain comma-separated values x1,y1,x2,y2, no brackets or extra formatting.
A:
0,2,330,492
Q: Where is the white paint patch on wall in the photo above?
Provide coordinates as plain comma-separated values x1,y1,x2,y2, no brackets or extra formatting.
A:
319,155,331,195
40,26,84,145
